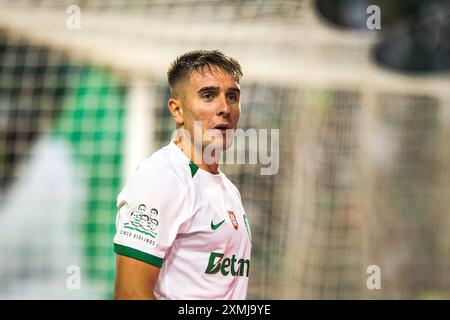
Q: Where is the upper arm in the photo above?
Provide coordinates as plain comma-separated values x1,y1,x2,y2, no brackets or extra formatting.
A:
112,164,192,299
114,254,160,300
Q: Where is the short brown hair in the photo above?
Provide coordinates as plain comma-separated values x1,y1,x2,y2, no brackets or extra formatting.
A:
167,50,243,96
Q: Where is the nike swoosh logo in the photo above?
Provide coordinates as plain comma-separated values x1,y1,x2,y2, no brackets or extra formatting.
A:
211,219,225,230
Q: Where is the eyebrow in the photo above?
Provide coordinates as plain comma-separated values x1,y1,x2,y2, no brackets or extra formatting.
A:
197,86,241,95
228,87,241,94
197,86,219,95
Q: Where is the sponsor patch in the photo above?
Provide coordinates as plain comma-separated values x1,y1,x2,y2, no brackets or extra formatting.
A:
123,203,159,246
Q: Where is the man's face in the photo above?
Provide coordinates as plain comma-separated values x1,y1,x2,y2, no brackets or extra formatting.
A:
177,66,241,151
150,219,158,230
140,215,150,230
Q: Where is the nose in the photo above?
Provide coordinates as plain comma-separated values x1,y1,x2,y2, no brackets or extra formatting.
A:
216,93,231,117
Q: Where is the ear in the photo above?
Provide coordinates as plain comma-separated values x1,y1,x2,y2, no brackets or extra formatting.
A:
167,97,184,126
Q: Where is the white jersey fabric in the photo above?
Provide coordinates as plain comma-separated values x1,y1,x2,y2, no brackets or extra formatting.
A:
113,141,252,299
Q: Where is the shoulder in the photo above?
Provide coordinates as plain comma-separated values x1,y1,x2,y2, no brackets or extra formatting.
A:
118,145,194,207
132,144,193,187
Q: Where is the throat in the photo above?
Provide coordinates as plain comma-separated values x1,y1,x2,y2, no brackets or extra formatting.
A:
175,138,221,175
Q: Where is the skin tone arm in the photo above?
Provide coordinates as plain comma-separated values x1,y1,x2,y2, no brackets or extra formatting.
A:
113,254,161,300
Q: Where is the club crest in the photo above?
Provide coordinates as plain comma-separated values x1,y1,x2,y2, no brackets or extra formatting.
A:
228,210,238,230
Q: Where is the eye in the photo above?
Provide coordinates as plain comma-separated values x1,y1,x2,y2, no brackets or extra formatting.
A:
227,93,239,103
201,93,214,101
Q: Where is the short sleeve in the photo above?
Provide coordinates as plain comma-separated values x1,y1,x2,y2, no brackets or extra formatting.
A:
113,163,192,267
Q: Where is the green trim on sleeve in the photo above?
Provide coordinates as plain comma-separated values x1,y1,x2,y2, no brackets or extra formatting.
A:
189,161,199,177
114,243,163,267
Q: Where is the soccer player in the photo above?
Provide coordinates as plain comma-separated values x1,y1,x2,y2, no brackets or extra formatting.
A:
113,50,252,300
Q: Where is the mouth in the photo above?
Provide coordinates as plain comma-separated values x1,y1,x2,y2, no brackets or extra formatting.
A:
212,124,233,132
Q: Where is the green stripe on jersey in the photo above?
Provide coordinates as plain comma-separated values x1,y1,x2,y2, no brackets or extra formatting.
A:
189,161,199,177
114,243,163,267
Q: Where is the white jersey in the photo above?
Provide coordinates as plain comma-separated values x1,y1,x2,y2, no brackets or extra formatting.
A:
113,141,252,300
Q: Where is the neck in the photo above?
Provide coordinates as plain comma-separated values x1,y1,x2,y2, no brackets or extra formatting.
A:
175,136,221,175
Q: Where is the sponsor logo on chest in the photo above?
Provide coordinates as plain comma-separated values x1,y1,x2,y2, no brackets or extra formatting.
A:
205,252,250,277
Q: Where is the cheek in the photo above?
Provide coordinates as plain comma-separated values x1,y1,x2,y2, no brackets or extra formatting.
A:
183,109,201,127
186,102,210,121
233,105,241,121
184,106,213,131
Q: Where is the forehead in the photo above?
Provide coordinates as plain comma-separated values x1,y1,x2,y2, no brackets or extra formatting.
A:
187,66,240,91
